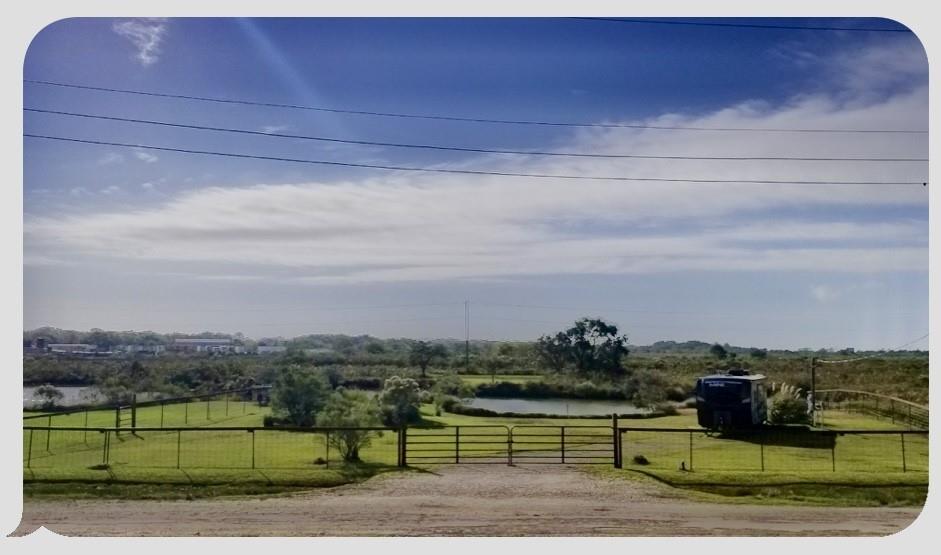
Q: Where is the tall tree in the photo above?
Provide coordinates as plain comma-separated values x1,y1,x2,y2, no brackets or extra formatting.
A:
409,341,448,378
535,318,629,378
270,366,330,426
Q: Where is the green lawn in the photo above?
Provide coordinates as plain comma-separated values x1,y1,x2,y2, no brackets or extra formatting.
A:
455,374,544,386
22,402,928,505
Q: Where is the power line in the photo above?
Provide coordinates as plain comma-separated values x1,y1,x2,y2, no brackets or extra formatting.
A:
816,333,929,364
23,134,928,186
25,108,928,163
24,79,928,134
569,17,913,33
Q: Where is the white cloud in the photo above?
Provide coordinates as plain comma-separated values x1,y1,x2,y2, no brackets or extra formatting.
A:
133,150,159,163
24,42,927,285
112,18,168,66
262,125,290,134
68,187,90,197
811,285,842,303
100,185,121,195
97,152,124,166
140,182,155,190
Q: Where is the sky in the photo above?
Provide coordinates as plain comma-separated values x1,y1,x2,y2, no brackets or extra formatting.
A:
22,17,929,350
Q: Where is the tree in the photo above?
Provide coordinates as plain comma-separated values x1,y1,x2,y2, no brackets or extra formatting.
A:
316,389,383,462
409,341,448,378
749,348,768,359
378,376,422,426
270,366,330,426
536,318,629,378
710,343,728,360
34,384,64,409
535,332,571,373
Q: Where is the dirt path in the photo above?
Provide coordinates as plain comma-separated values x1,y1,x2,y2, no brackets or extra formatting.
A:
13,465,921,536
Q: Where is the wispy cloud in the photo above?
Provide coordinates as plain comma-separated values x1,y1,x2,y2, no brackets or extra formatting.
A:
112,18,168,66
261,124,291,134
100,185,121,195
97,152,124,166
133,150,159,163
24,42,927,286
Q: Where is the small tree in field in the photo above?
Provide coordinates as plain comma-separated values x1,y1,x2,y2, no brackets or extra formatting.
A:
35,384,64,409
378,376,422,426
409,341,448,378
270,366,330,426
710,343,728,360
317,389,382,462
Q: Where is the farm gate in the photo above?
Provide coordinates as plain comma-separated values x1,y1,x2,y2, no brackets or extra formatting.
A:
403,422,621,466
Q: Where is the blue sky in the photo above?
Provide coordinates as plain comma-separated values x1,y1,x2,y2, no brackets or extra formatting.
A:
22,17,928,349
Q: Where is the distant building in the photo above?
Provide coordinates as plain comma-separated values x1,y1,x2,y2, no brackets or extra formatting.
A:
170,338,243,353
47,343,98,354
256,345,287,355
119,344,166,355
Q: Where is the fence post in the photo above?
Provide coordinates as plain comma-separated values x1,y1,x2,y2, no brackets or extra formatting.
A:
131,394,137,430
612,414,620,468
206,397,211,421
226,394,230,417
901,433,907,472
115,407,120,430
507,428,513,466
455,426,460,464
325,431,330,467
177,429,182,469
185,399,189,424
561,427,565,464
760,433,765,472
84,409,89,444
160,401,165,429
400,428,406,466
689,431,694,471
27,429,34,469
831,434,836,472
102,430,110,465
251,429,256,469
45,415,52,451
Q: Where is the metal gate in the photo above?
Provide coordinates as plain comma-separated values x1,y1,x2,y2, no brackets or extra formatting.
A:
510,425,616,465
403,424,619,466
404,425,511,464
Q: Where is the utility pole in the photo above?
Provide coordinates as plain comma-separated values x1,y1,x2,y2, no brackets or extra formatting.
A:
810,356,817,426
464,300,470,370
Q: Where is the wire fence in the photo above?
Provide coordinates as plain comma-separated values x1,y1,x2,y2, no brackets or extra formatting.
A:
23,426,401,470
619,428,928,473
23,390,261,429
816,389,928,429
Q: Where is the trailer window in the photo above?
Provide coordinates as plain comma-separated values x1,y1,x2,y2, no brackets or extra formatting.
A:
700,380,749,403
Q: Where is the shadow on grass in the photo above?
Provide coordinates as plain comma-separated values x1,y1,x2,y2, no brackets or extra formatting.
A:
714,428,836,449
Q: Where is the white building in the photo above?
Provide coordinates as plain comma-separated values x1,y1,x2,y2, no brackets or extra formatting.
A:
171,338,243,353
256,345,287,355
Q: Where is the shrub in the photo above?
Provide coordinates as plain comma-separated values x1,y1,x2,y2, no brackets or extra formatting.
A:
632,454,649,465
270,366,330,427
316,389,383,462
769,397,810,425
378,376,422,426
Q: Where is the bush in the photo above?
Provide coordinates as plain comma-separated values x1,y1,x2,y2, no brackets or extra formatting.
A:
316,389,383,462
769,397,810,425
632,454,650,465
270,366,330,427
378,376,422,426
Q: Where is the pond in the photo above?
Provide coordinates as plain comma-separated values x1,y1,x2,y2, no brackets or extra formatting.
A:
23,385,105,409
463,397,651,416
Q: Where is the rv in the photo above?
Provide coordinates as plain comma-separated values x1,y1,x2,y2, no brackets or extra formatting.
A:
695,370,768,429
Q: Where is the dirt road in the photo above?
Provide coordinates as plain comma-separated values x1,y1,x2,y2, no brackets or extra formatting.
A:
13,465,922,536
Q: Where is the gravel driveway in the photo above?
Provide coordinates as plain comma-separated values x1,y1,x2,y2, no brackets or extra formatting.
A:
13,464,922,536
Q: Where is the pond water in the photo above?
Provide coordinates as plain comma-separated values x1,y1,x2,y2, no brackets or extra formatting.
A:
23,385,105,409
464,397,650,416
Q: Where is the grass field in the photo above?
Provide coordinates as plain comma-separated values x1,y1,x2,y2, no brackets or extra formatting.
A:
455,374,544,386
22,401,928,505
